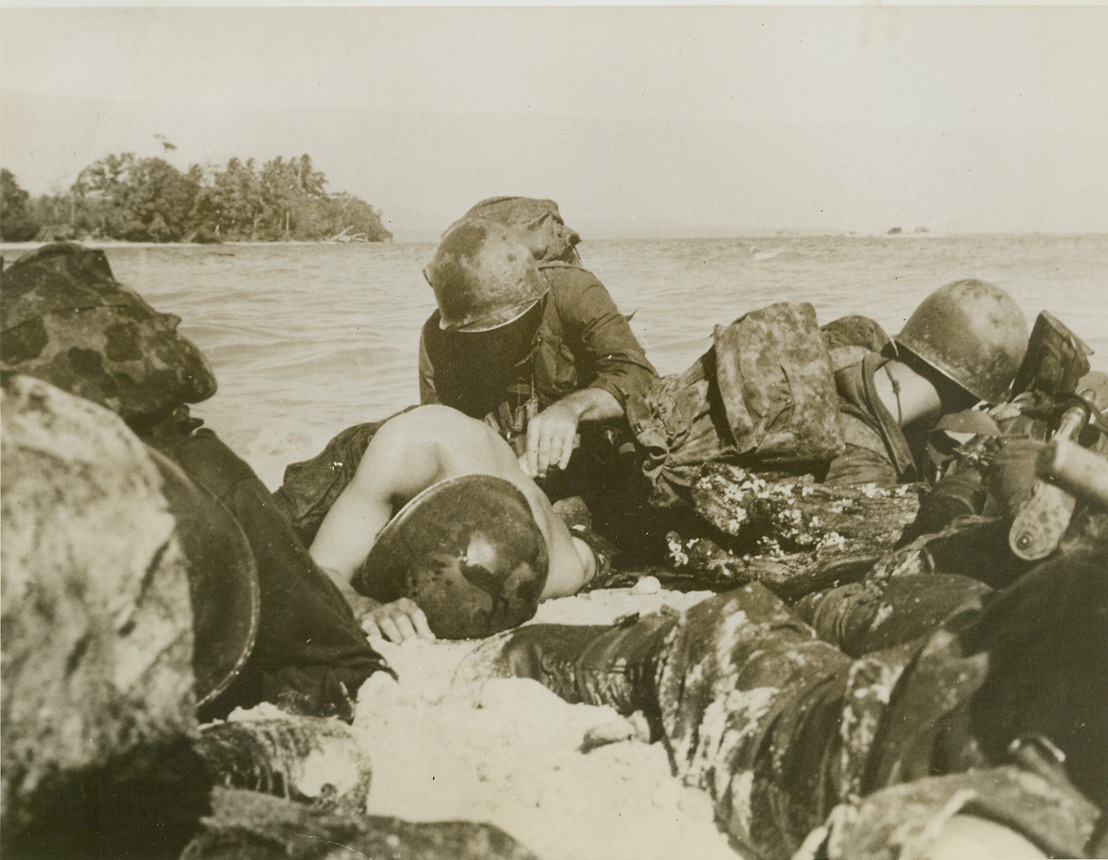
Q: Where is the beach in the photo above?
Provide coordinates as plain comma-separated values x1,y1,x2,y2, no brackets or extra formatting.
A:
3,234,1106,858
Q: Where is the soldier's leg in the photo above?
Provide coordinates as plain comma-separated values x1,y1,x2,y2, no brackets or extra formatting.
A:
494,612,678,727
793,573,992,657
495,582,860,857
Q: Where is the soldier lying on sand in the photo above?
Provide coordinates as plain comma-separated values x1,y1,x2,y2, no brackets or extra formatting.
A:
297,279,1033,641
1,371,537,860
308,404,607,641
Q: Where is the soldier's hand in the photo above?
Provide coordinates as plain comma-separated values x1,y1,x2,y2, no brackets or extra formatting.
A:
524,402,580,478
359,597,435,643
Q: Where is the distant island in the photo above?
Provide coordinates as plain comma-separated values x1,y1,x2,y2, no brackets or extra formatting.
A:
1,155,391,244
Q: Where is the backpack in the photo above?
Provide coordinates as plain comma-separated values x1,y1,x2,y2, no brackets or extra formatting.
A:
714,301,845,465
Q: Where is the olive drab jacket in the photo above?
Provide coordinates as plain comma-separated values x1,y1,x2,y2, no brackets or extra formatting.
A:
418,262,657,441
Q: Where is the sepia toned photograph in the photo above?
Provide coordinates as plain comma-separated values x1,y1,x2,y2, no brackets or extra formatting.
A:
2,5,1106,859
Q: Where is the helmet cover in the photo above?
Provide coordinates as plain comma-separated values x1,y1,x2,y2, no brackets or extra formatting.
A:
0,242,217,422
454,197,582,264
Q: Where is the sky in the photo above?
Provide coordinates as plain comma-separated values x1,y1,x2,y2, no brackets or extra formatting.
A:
2,5,1107,238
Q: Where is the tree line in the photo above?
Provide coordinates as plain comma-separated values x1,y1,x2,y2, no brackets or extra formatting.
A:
1,154,391,244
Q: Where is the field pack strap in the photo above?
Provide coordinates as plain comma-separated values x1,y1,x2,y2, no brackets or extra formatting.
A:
713,301,845,465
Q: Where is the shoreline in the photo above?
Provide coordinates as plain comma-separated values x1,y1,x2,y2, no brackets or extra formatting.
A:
0,239,395,252
5,230,1107,257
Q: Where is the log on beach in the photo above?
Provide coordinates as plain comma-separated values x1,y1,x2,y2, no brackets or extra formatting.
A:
0,374,203,854
667,462,922,599
183,787,542,860
195,718,372,814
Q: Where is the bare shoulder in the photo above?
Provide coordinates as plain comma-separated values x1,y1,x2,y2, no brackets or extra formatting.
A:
382,404,488,440
383,405,514,472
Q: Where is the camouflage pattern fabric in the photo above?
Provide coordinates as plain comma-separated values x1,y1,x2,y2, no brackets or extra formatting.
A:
654,541,1106,857
795,765,1100,860
792,574,991,658
185,787,543,860
497,524,1106,858
624,348,721,506
627,302,848,506
0,243,216,424
821,313,893,371
450,196,582,264
3,243,388,722
713,302,845,464
653,582,912,857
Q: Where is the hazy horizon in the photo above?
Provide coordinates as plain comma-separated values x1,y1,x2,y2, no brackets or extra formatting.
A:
3,6,1107,239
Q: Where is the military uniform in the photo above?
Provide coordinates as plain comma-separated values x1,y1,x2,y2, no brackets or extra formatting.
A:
625,305,898,507
276,196,658,534
823,353,926,485
419,262,657,441
146,412,390,720
625,280,1030,507
496,528,1106,859
276,262,658,547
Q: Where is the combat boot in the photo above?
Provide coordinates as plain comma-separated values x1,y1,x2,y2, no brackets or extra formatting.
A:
493,610,679,724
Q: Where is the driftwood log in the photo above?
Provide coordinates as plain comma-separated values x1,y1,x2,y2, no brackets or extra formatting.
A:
665,462,922,600
195,718,372,814
183,787,541,860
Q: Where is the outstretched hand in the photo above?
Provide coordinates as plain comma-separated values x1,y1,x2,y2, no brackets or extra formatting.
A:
521,401,580,478
359,597,436,643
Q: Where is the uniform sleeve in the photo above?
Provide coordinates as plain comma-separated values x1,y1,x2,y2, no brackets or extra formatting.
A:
418,328,439,405
554,269,658,409
823,443,901,486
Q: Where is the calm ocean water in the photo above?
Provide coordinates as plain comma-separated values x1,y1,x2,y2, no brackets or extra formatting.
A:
6,235,1106,488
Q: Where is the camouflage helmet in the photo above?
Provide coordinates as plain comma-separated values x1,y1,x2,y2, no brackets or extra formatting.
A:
0,242,217,424
354,474,549,639
424,219,548,332
455,197,582,265
895,279,1029,404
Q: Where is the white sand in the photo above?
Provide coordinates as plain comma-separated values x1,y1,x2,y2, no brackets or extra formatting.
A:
351,585,743,860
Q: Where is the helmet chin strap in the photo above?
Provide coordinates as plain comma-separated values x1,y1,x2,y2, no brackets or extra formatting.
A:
880,360,944,428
